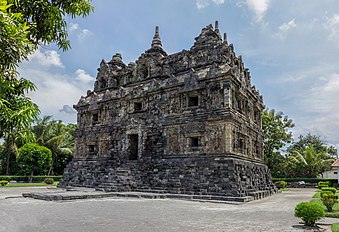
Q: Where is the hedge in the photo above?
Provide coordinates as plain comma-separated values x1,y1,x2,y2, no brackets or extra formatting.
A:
0,176,62,182
273,178,338,186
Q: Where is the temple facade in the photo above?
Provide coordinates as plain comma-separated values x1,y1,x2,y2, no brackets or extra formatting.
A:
60,22,277,201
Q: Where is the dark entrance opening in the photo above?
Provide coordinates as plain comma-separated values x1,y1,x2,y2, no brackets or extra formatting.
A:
92,113,99,125
128,134,138,160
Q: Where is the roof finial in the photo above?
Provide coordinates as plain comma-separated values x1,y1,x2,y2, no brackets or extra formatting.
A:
215,20,221,38
215,21,219,31
223,32,228,44
151,26,162,48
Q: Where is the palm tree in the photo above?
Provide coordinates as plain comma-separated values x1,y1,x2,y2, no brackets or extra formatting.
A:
287,145,334,178
30,117,75,175
42,120,75,175
32,115,53,145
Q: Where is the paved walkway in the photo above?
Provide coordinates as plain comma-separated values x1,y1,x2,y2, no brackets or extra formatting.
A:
0,187,337,232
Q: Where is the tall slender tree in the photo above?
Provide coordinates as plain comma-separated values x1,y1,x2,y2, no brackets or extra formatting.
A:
262,108,295,177
0,78,39,174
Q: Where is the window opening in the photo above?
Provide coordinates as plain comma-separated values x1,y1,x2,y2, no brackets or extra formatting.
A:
188,137,200,147
88,145,95,153
134,102,142,111
188,96,199,107
92,113,99,124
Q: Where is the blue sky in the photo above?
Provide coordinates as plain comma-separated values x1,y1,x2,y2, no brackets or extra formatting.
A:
19,0,339,149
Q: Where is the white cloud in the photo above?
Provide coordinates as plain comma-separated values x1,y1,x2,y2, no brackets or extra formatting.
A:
75,69,95,83
78,29,92,39
68,23,92,40
69,23,79,32
196,0,225,9
22,69,86,123
294,73,339,144
279,19,296,32
245,0,270,21
60,105,76,114
273,19,297,39
28,49,64,68
212,0,225,5
18,54,95,123
325,14,339,39
196,0,209,9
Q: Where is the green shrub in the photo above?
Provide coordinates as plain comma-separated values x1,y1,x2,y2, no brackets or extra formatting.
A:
318,181,330,188
321,192,338,212
0,180,8,186
321,187,336,194
295,202,325,226
44,178,54,185
320,191,336,198
0,176,63,182
274,180,287,189
273,178,337,185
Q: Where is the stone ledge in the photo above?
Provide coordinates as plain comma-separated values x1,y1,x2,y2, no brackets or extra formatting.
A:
22,188,256,203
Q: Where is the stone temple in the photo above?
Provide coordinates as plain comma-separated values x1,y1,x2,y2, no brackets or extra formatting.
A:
60,21,277,201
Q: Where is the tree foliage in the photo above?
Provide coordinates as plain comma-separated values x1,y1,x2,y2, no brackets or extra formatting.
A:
0,77,39,174
0,0,93,174
8,0,94,51
287,133,338,158
0,116,76,176
32,117,76,175
0,0,34,77
262,108,294,177
286,145,334,178
17,143,52,181
295,202,325,227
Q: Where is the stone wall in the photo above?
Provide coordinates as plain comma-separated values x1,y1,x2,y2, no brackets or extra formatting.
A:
61,156,276,199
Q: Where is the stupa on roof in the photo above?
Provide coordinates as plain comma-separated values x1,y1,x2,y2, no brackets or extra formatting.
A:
60,21,277,201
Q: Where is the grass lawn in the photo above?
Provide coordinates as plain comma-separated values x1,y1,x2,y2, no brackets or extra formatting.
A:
0,182,58,187
332,223,339,232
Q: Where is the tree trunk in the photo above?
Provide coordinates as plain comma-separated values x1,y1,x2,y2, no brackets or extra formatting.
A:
5,152,11,175
48,157,55,176
28,171,33,183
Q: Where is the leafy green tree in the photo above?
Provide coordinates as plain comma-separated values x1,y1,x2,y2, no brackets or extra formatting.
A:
45,120,74,175
8,0,94,51
0,0,33,79
17,143,52,182
262,108,295,177
32,115,54,145
286,145,334,178
287,134,326,153
0,0,93,174
0,77,39,174
327,145,338,159
288,133,338,159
